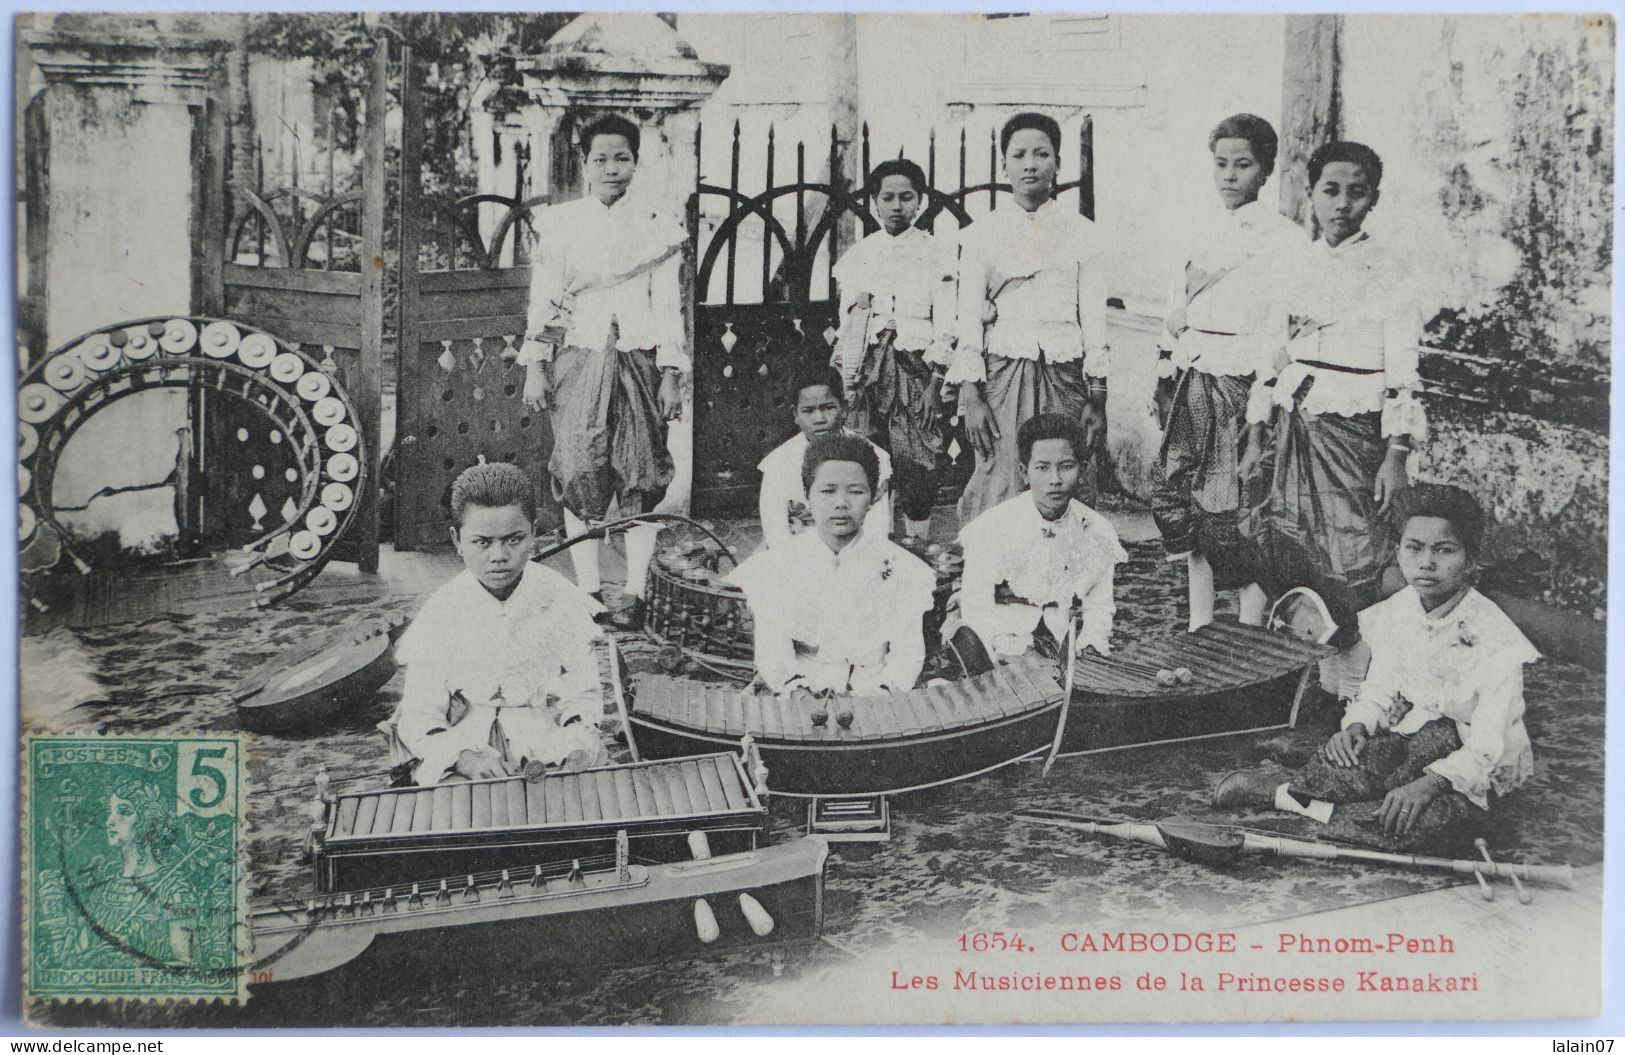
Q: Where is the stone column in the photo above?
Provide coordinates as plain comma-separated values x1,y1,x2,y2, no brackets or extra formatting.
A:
516,14,729,209
23,25,229,550
515,14,729,513
1278,15,1342,228
25,26,229,346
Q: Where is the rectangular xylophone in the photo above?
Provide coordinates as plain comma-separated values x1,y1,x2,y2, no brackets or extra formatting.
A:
315,753,767,893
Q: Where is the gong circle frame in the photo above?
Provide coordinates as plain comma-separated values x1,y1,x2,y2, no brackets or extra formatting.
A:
19,316,369,608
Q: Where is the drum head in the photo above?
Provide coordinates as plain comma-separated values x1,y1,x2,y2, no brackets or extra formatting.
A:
1268,587,1338,645
1155,817,1247,868
236,633,394,731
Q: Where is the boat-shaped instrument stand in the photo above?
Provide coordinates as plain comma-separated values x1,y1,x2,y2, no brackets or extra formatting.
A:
627,620,1334,797
251,744,826,985
251,825,827,985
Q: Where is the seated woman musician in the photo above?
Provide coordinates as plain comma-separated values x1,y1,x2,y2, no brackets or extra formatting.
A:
757,362,893,550
382,462,607,784
730,434,936,724
1215,484,1540,852
951,413,1127,667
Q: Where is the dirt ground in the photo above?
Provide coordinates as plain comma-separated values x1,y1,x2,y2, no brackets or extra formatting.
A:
24,518,1606,1028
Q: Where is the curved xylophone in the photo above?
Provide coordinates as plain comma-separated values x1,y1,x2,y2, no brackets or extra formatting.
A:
631,621,1333,797
19,316,368,609
1055,620,1334,756
628,655,1067,798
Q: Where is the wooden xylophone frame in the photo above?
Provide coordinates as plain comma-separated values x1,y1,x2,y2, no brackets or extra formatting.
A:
1053,621,1333,757
312,753,770,893
628,657,1068,798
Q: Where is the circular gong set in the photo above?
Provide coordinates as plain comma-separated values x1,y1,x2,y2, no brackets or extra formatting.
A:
895,535,965,651
644,526,966,679
19,316,369,609
645,521,753,677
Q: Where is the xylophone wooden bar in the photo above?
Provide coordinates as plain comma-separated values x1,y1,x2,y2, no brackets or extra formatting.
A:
926,682,965,730
696,758,728,810
1003,662,1044,710
506,780,526,825
584,770,610,820
965,674,1007,722
613,767,641,819
451,783,472,828
409,789,433,833
524,776,546,824
629,765,656,817
665,761,695,813
373,790,397,834
737,691,761,739
760,692,785,740
679,759,711,812
692,682,714,734
584,770,609,820
877,695,903,738
673,681,695,731
489,779,509,827
705,684,725,735
646,763,674,814
606,768,628,819
909,685,941,729
470,782,491,829
714,756,748,810
562,775,584,823
336,796,361,837
893,690,925,736
543,778,566,824
353,794,378,837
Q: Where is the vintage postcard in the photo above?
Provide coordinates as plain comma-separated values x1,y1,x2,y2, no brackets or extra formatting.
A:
11,9,1611,1029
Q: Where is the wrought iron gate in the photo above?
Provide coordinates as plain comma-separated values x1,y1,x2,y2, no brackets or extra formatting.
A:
688,118,1095,515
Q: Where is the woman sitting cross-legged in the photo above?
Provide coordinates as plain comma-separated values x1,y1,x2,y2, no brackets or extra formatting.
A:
1214,484,1540,852
729,433,936,725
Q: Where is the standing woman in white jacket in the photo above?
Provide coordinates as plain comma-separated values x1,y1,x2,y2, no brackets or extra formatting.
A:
518,114,688,629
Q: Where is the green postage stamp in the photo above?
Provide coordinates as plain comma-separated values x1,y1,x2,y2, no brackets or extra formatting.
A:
24,735,248,1003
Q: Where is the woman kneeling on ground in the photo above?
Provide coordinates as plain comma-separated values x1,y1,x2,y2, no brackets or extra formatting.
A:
1214,483,1540,852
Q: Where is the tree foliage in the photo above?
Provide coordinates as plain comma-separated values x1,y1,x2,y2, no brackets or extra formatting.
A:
243,12,577,197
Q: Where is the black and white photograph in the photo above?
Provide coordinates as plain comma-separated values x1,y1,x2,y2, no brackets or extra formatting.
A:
8,9,1613,1028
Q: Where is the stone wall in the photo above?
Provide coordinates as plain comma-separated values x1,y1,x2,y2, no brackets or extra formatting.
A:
26,29,212,554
